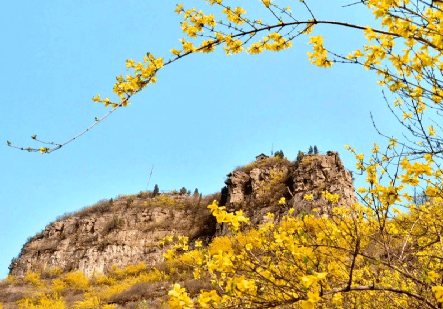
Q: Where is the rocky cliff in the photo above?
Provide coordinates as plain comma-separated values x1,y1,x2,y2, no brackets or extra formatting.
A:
9,194,217,277
9,151,356,278
224,151,356,224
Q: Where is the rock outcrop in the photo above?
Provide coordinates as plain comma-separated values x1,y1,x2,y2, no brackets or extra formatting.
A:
224,151,356,224
9,194,217,277
9,151,356,278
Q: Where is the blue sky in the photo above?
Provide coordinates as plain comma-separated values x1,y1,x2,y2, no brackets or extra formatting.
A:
0,1,399,279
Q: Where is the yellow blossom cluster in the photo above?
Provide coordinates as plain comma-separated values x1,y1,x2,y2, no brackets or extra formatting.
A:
179,7,217,38
222,7,247,25
207,200,249,231
168,284,193,309
321,191,340,203
307,36,332,68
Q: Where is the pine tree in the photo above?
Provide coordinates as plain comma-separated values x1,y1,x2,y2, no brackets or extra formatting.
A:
153,184,159,196
296,151,304,162
193,188,199,198
180,187,187,195
314,145,319,154
308,146,314,155
274,150,284,159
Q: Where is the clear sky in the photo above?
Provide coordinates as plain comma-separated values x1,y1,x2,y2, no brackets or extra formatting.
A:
0,1,401,279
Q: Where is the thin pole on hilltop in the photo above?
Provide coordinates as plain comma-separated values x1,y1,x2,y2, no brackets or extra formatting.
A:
146,164,154,191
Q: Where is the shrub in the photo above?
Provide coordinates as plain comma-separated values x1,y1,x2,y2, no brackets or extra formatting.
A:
5,274,18,285
108,282,171,304
60,289,85,308
123,263,147,277
23,271,42,287
102,217,124,235
73,296,100,309
63,271,89,290
150,195,180,207
76,199,111,218
52,279,67,292
296,151,304,162
41,266,63,279
16,293,65,309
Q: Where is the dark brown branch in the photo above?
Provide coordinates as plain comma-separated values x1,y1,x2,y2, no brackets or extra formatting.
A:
324,285,438,309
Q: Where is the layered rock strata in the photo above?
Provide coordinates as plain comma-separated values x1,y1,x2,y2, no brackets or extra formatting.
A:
9,194,216,277
9,152,356,277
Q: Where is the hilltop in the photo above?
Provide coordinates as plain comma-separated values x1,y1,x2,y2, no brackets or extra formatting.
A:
1,152,356,309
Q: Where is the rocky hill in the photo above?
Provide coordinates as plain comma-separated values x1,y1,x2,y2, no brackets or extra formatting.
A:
9,193,218,278
9,151,355,278
2,152,357,309
224,151,356,224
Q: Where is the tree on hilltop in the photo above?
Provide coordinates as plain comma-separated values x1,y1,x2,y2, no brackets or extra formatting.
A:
153,184,159,196
296,150,304,162
274,150,284,159
308,145,314,155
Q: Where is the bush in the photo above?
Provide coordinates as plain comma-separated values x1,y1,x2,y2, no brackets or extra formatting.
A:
108,282,171,304
63,271,89,290
16,293,65,309
76,199,112,218
41,266,63,279
23,271,42,287
102,217,124,235
123,263,147,277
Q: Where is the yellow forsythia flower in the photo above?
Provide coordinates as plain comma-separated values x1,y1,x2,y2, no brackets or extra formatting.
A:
432,286,443,302
304,194,314,201
428,271,440,282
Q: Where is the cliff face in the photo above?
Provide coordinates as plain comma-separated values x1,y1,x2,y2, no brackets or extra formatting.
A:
9,194,217,277
9,152,356,278
224,151,356,224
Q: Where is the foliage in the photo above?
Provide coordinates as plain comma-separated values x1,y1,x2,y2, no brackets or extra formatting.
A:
2,263,172,308
163,177,443,308
274,150,284,159
296,151,304,162
23,271,43,287
7,0,443,161
153,184,160,196
242,156,291,173
17,293,65,309
7,0,443,308
149,195,182,208
63,271,89,290
151,1,443,306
